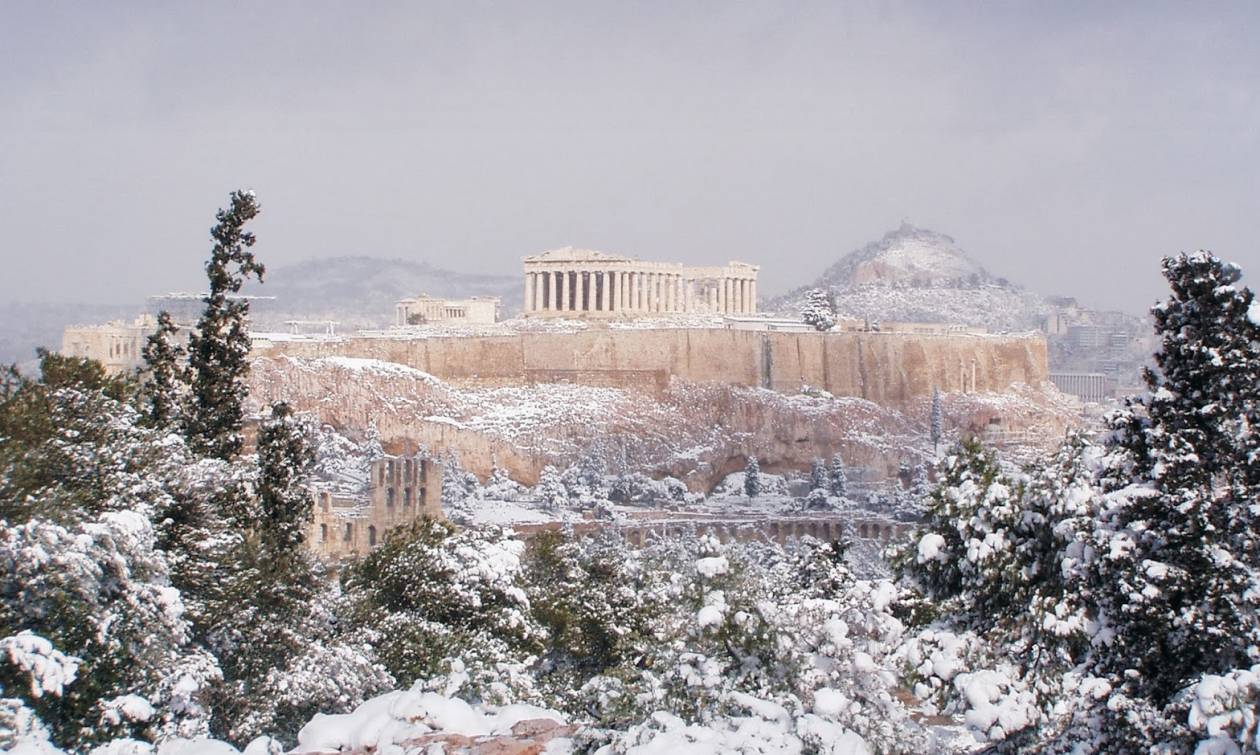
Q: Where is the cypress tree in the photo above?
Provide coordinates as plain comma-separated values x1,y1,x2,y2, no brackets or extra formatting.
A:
829,452,847,498
256,401,316,555
809,458,827,492
186,190,264,460
140,310,187,428
743,455,761,497
930,388,943,452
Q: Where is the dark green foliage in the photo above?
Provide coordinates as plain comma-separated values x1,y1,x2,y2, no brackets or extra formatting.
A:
256,402,316,554
930,388,943,450
140,311,186,429
525,530,665,704
0,351,134,524
185,191,264,460
1089,251,1260,713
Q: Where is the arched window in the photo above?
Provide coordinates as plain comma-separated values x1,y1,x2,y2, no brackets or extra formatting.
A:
387,488,395,508
404,487,412,508
369,525,377,546
343,523,353,542
320,524,328,542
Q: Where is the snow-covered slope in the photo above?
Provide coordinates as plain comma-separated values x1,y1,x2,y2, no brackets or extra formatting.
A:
770,224,1050,332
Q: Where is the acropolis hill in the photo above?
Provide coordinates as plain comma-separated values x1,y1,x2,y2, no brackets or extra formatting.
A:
252,325,1047,409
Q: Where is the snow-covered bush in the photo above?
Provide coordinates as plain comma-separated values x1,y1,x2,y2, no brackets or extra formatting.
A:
0,511,220,748
341,518,543,699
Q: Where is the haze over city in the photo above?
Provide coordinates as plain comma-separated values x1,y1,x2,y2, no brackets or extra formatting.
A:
3,1,1258,313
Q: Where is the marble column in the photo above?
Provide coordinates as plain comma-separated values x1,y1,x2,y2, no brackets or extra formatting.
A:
717,278,726,313
560,271,570,312
576,270,586,312
534,273,544,313
602,271,612,312
523,273,533,313
749,279,757,313
631,272,640,312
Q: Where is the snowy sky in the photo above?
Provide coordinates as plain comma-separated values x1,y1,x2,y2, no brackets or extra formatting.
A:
2,1,1258,314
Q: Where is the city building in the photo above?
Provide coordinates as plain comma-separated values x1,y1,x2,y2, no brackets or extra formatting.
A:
521,247,759,317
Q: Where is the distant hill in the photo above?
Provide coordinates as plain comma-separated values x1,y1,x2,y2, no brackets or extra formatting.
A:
768,223,1050,332
242,256,522,330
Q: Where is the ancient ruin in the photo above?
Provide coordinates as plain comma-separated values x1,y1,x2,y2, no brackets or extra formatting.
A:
521,247,759,317
395,294,499,326
310,453,442,559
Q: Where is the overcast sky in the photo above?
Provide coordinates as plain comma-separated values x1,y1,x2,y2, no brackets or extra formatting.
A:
3,1,1257,314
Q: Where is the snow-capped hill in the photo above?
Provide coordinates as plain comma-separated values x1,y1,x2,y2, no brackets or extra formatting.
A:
771,224,1047,332
823,223,992,287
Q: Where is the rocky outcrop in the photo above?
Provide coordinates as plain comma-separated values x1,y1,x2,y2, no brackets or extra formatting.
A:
249,355,1076,491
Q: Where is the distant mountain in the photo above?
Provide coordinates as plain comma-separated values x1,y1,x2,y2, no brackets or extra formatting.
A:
769,224,1049,332
241,256,522,330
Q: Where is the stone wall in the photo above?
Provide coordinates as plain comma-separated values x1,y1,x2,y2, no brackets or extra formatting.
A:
255,327,1047,407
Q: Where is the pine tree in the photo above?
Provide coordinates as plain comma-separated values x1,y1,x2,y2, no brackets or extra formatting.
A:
140,311,186,429
800,288,836,331
743,455,761,497
809,458,827,492
829,452,847,498
930,388,943,452
185,190,264,460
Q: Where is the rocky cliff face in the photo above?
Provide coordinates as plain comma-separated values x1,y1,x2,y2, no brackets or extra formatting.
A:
249,355,1078,491
255,326,1048,410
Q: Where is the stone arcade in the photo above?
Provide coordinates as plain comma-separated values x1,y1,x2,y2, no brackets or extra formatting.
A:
521,247,759,317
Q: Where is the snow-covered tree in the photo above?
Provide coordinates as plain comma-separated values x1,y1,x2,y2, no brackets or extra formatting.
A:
800,288,836,332
809,458,827,492
536,465,568,511
929,388,943,452
185,190,264,461
341,518,541,699
828,453,847,499
255,402,316,555
0,512,221,749
139,311,186,429
743,456,761,497
1075,251,1260,749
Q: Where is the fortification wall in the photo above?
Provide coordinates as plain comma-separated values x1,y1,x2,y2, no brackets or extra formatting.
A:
255,328,1047,406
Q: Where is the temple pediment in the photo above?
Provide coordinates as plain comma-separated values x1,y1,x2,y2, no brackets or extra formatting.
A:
523,247,637,264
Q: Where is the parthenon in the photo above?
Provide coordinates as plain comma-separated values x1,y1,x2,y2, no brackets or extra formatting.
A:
522,247,759,317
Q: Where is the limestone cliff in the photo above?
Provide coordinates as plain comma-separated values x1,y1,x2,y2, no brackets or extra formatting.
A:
254,326,1048,409
248,355,1076,492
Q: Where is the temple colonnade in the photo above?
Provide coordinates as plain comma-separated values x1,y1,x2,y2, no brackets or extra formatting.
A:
522,248,759,317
